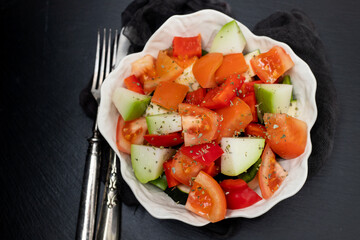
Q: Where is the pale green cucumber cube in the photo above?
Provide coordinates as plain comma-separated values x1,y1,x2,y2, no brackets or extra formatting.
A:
146,113,182,135
221,137,265,176
254,83,293,114
112,87,151,121
131,145,175,184
210,20,247,54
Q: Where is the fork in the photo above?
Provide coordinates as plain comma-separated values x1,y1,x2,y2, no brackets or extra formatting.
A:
76,28,120,240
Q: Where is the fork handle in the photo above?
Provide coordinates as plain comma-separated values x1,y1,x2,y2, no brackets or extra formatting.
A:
95,149,120,240
76,130,102,240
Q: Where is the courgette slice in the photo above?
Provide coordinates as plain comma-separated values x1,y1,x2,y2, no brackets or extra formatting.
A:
165,187,188,205
238,157,262,183
150,174,168,191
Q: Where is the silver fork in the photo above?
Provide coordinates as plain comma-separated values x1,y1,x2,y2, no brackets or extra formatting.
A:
76,28,120,240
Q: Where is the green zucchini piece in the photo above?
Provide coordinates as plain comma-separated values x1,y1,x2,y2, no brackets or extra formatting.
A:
165,187,188,205
238,157,262,183
281,75,294,101
150,174,168,191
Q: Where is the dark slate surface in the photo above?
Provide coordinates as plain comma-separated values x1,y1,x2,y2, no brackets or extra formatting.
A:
2,0,360,239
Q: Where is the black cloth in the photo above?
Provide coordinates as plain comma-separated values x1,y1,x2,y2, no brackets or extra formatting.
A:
79,0,337,237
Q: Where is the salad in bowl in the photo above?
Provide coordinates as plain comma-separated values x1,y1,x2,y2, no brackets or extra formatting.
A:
98,9,317,226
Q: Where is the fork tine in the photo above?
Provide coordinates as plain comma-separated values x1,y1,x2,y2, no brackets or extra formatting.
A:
91,30,101,91
105,29,112,79
98,28,107,88
112,29,119,71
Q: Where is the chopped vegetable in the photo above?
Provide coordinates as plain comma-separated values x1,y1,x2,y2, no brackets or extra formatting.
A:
192,52,223,88
151,81,189,111
220,179,262,209
172,34,202,58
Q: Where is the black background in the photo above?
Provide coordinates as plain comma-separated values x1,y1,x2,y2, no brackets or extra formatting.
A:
2,0,360,239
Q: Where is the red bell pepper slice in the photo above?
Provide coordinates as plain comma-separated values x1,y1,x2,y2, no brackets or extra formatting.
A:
185,88,207,105
241,92,258,122
144,132,184,147
163,160,180,188
245,123,267,140
180,142,224,166
123,75,145,94
172,34,202,58
220,179,262,209
201,74,244,109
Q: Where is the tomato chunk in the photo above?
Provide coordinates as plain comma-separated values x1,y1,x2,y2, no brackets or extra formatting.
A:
179,103,221,146
250,46,294,83
215,97,253,142
185,88,206,106
240,92,258,122
215,53,248,85
185,171,226,223
192,53,223,88
144,132,183,147
201,74,244,109
151,81,189,111
116,116,147,154
202,162,220,177
163,159,180,188
258,144,288,199
245,123,267,140
237,80,263,98
123,75,145,94
143,50,184,94
180,142,224,166
171,150,204,186
131,54,157,85
172,34,202,58
220,179,262,209
264,113,307,159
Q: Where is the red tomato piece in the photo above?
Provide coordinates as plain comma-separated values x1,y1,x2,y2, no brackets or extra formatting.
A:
163,159,180,188
220,179,262,209
172,34,202,58
245,123,267,140
250,46,294,84
214,53,248,85
123,75,145,94
264,113,308,159
192,53,223,88
240,92,258,122
131,54,157,85
185,171,227,223
201,74,244,109
202,162,220,177
151,81,189,111
171,150,204,186
258,144,288,199
215,97,253,142
143,50,184,94
178,103,221,146
180,142,224,166
185,88,207,106
116,116,147,154
144,132,183,147
237,80,262,98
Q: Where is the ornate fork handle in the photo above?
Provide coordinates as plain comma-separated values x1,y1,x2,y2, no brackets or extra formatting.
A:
95,150,120,240
76,129,102,240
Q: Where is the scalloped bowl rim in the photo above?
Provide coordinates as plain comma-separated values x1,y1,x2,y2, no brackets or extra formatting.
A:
98,9,318,226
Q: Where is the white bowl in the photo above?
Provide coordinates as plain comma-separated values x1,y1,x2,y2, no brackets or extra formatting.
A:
98,9,318,226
